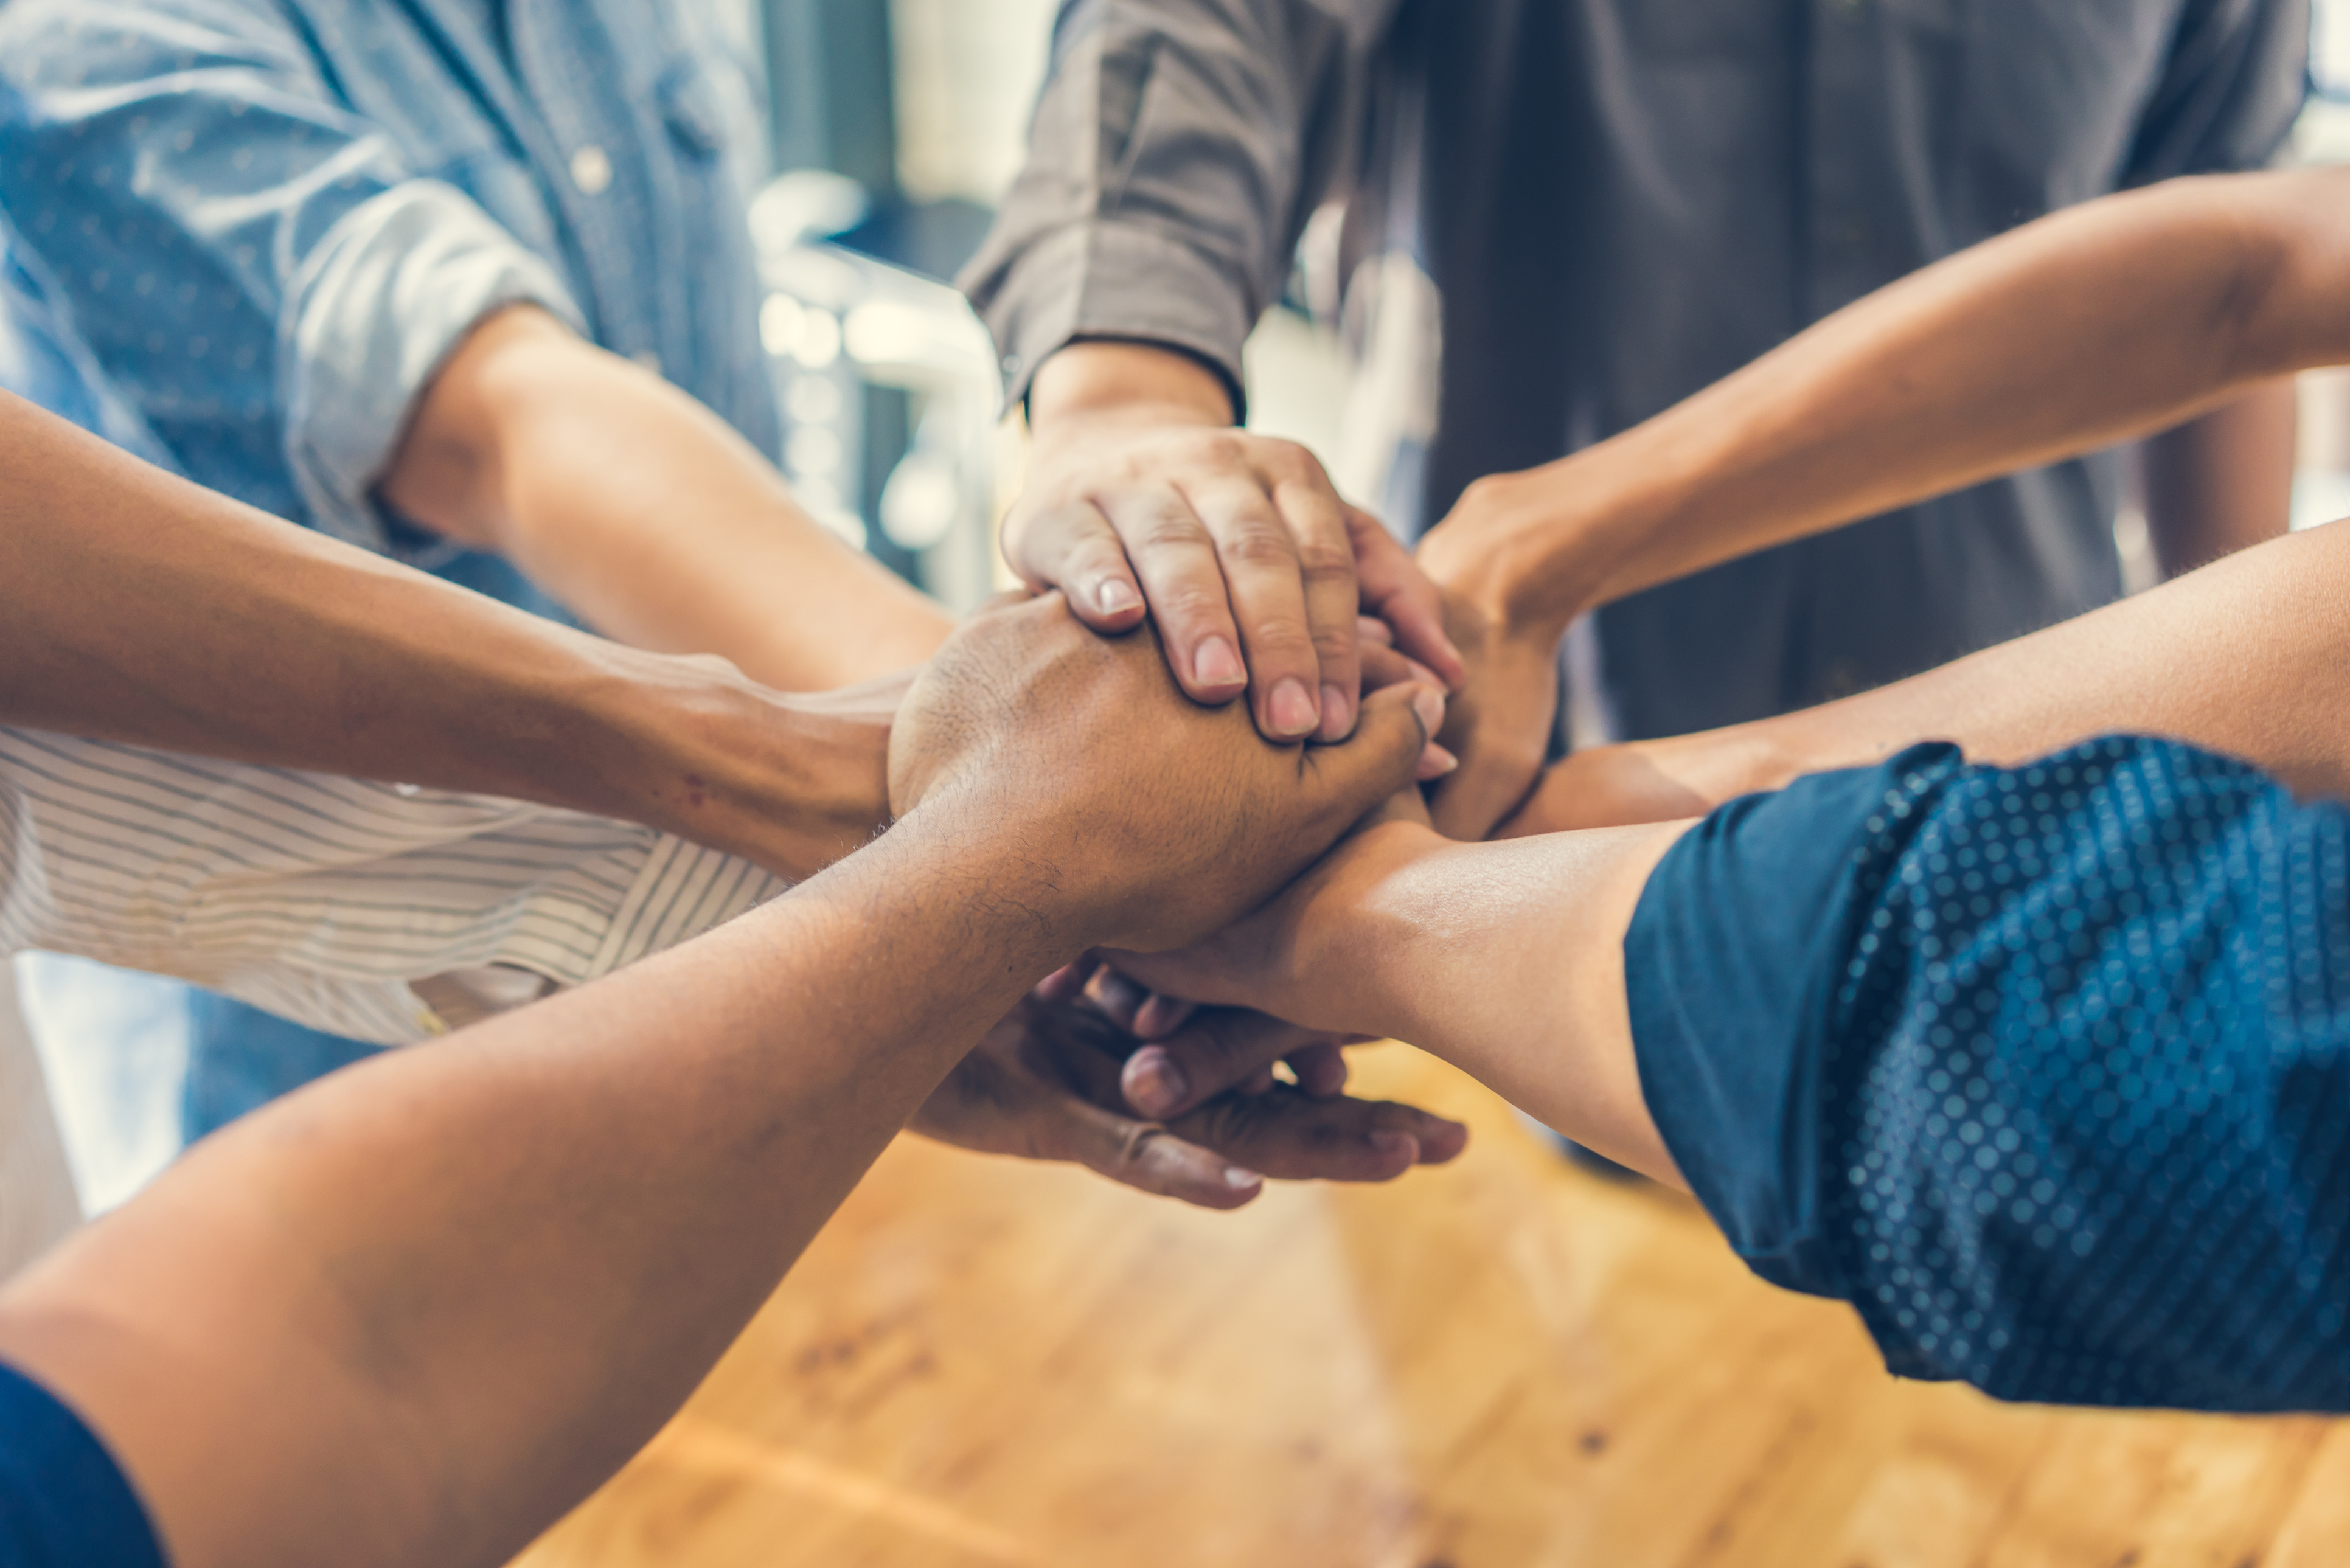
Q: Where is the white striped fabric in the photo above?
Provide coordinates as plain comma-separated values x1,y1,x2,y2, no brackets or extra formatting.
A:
0,727,787,1047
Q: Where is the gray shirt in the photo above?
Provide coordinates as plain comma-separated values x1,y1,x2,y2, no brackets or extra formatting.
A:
964,0,2309,737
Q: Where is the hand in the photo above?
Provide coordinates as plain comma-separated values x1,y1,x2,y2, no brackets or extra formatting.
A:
1418,588,1561,841
887,591,1445,954
1037,956,1358,1114
1413,475,1579,841
1015,341,1464,744
909,997,1467,1210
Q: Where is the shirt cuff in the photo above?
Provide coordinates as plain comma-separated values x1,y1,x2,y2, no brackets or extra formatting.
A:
962,216,1256,417
279,179,588,557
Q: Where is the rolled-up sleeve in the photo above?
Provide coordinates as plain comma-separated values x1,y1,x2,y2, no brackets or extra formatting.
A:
1628,738,2349,1413
958,0,1388,408
0,0,583,553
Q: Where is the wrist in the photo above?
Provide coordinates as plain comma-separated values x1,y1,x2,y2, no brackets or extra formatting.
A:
1027,339,1237,440
1289,819,1455,1037
577,655,891,882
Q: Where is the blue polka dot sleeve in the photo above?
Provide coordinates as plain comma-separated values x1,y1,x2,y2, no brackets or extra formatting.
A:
1626,738,2348,1411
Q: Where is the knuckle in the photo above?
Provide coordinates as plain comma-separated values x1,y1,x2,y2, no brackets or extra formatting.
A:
1218,521,1302,572
1294,534,1357,584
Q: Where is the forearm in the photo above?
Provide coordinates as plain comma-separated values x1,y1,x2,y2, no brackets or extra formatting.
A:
0,809,1062,1568
381,306,952,690
1514,519,2350,834
0,392,885,879
2138,377,2298,578
1444,166,2350,639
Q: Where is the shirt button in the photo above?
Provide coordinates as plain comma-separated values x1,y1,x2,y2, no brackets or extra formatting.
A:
570,145,614,195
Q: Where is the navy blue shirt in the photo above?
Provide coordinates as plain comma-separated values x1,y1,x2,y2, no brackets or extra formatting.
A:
0,1362,162,1568
1629,738,2349,1410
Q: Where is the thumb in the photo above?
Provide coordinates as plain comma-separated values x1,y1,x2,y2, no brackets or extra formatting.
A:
1302,682,1447,829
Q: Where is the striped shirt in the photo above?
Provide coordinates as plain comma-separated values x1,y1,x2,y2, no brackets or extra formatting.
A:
0,727,786,1047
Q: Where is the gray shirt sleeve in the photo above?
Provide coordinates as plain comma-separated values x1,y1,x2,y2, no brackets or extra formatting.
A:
958,0,1394,409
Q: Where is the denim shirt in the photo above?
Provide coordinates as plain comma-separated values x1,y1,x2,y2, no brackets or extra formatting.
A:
0,0,775,566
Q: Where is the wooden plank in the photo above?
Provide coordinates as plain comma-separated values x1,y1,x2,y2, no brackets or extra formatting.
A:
513,1046,2344,1568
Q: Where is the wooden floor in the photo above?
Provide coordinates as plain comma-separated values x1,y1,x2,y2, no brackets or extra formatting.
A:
514,1045,2349,1568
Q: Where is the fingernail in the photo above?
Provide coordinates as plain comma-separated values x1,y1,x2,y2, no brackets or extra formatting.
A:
1270,678,1319,738
1316,682,1354,742
1097,578,1139,616
1223,1165,1264,1190
1124,1048,1187,1117
1410,685,1446,737
1416,743,1459,781
1369,1129,1419,1162
1194,636,1245,690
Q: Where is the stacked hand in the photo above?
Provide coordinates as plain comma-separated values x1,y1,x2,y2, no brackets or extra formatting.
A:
910,996,1465,1210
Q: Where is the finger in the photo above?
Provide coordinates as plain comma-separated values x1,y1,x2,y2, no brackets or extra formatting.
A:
1094,490,1251,707
1072,1109,1270,1210
1427,724,1544,839
1257,452,1363,741
1358,642,1439,693
1284,1040,1349,1098
1003,502,1147,631
1356,613,1394,649
1034,959,1097,1005
1171,1088,1472,1183
1299,682,1447,840
1084,965,1150,1032
1180,474,1326,741
1352,507,1467,689
1130,992,1197,1039
1122,1010,1349,1120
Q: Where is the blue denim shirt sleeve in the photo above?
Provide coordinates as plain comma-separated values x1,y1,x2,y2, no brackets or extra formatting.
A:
0,0,585,555
1629,738,2350,1413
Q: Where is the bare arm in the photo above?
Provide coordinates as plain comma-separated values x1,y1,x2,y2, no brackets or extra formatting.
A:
380,305,953,691
1418,165,2350,836
2138,378,2298,578
0,597,1439,1568
1505,519,2350,834
0,390,891,880
1115,517,2350,1140
1423,165,2350,639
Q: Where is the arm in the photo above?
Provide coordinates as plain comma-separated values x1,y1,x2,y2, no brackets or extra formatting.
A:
380,305,952,690
0,390,1456,1212
1116,515,2350,1117
1123,734,2350,1412
0,594,1441,1568
0,392,888,882
1419,164,2350,831
1504,517,2350,836
0,5,947,693
964,1,1461,741
2136,378,2298,578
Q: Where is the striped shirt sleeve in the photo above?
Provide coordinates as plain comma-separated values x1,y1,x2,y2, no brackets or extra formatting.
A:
0,727,787,1047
